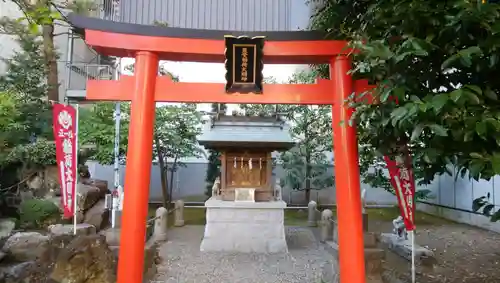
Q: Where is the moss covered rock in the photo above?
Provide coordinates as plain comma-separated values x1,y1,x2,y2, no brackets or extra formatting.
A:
19,199,61,229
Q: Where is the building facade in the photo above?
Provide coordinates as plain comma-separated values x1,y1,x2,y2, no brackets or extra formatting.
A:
65,0,319,100
1,0,322,101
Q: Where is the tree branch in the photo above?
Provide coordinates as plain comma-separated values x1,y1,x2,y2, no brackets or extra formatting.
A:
53,31,71,36
9,0,34,24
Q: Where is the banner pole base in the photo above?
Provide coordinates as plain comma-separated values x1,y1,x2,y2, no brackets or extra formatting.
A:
410,230,416,283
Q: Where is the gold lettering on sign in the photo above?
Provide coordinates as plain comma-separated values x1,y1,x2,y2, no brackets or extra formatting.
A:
241,47,248,82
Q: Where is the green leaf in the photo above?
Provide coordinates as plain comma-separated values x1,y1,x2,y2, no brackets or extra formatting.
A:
484,88,497,100
464,85,482,95
464,131,474,142
380,90,391,102
28,23,39,35
50,12,62,20
491,210,500,222
428,124,447,136
469,160,485,179
462,46,482,56
441,54,460,70
490,54,499,67
492,154,500,174
469,152,483,159
483,204,495,216
410,95,423,104
390,107,408,121
410,124,425,141
431,93,449,113
463,90,481,104
472,197,487,212
476,121,487,137
450,89,463,102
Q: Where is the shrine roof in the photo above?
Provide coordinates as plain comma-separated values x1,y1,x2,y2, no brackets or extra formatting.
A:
198,115,295,150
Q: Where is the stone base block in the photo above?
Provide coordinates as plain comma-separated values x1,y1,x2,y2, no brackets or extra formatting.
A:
380,233,436,267
324,240,386,283
362,213,369,231
200,198,288,253
48,223,96,236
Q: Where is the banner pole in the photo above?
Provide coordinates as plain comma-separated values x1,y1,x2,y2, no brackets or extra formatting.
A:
73,104,79,235
411,230,416,283
112,102,121,228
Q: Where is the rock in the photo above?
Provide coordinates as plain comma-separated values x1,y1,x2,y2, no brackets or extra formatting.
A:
101,228,120,247
48,223,96,237
46,197,62,211
40,234,77,262
76,183,108,212
81,178,109,194
50,235,117,283
0,251,5,262
0,219,16,240
0,235,75,283
83,199,110,231
1,261,36,282
19,190,35,201
75,210,85,224
143,242,160,282
44,165,61,197
321,260,339,283
1,232,50,262
380,233,436,266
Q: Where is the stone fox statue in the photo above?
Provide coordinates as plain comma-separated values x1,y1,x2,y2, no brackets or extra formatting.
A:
392,216,408,240
211,177,221,197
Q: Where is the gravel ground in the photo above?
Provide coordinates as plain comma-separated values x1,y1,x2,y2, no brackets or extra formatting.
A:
370,220,500,283
153,226,332,283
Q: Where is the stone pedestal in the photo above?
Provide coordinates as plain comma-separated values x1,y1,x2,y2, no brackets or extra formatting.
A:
362,212,369,232
325,220,385,283
380,233,436,267
200,198,287,253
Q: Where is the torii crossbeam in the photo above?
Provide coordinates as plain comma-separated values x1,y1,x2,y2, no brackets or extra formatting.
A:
68,13,375,283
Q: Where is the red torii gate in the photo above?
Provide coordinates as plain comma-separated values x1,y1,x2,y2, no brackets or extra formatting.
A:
68,14,375,283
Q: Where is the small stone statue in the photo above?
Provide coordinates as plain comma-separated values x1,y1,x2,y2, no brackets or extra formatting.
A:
211,177,221,198
392,216,408,240
274,178,282,201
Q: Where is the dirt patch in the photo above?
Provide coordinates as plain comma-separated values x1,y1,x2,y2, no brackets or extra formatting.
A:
368,212,500,283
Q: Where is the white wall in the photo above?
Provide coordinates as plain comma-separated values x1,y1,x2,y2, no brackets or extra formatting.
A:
417,167,500,232
0,1,23,74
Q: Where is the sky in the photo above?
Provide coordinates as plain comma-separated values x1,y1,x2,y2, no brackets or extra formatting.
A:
120,58,309,112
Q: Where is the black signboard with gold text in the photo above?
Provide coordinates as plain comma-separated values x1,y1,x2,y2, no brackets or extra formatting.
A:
224,35,265,94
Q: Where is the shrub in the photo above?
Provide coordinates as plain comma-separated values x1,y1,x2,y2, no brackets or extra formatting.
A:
19,198,61,229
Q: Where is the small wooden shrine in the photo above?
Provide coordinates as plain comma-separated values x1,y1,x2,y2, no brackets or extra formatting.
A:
199,113,294,253
198,114,295,202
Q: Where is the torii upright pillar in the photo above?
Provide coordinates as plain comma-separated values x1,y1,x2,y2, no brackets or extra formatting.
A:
117,51,159,283
331,56,365,283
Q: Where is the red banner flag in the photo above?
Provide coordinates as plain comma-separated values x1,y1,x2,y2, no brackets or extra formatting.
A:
53,104,77,218
384,152,416,231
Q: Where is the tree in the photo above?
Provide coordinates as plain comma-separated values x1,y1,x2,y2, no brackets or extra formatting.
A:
204,103,227,198
312,1,500,218
0,18,51,142
7,0,61,102
280,82,333,202
154,103,203,206
0,18,55,193
6,0,102,102
241,70,333,203
79,101,203,207
239,76,279,115
78,102,130,164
